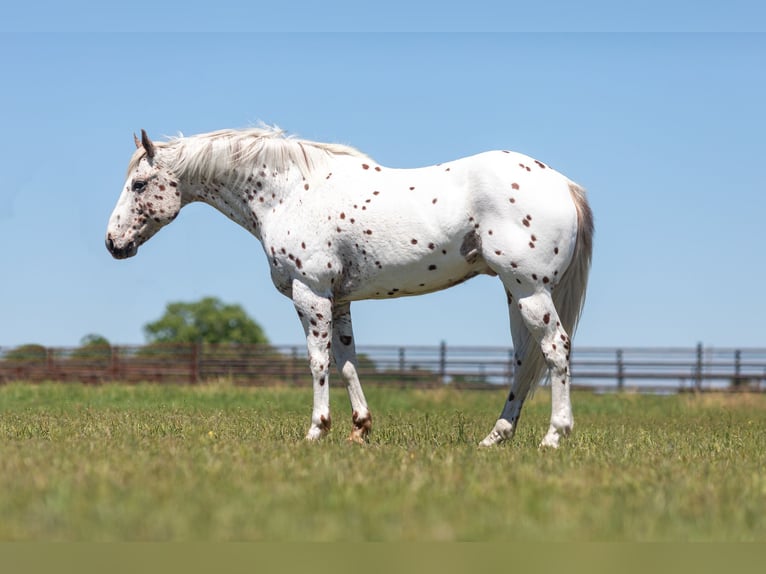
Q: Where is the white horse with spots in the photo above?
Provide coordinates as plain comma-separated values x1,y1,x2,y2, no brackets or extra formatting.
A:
107,128,593,448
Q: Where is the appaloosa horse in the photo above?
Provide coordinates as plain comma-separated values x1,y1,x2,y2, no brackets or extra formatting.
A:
106,127,593,447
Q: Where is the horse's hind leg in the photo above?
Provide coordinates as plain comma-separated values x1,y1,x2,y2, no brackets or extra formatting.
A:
516,290,574,448
332,302,372,443
480,295,534,446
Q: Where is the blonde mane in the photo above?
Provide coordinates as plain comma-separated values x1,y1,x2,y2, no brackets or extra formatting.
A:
127,126,372,183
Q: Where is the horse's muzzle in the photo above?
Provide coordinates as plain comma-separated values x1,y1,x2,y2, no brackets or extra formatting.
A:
106,237,137,259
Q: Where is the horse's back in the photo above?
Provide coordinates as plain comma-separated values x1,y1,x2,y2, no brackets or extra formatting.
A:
323,148,581,259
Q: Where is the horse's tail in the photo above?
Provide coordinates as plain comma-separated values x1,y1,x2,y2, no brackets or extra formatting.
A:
514,181,594,394
555,182,594,340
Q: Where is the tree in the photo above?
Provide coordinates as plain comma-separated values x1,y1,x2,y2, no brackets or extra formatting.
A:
79,334,110,348
143,297,269,345
71,334,111,362
4,344,47,363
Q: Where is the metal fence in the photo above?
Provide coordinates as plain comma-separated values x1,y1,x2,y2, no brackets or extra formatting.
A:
0,343,765,392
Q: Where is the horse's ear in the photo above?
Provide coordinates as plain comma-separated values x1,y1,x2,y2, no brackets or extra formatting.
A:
140,129,156,159
133,132,141,149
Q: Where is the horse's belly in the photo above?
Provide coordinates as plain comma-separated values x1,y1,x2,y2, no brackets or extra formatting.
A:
337,254,490,301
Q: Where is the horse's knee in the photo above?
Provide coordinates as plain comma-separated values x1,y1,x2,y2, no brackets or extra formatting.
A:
340,360,359,382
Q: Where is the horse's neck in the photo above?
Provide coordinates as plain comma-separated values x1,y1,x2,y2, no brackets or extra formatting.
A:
185,162,303,241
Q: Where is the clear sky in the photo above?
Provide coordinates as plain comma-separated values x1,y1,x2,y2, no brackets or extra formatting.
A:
1,3,765,350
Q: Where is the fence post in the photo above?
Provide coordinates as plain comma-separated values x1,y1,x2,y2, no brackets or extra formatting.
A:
734,349,742,385
398,347,405,373
191,342,200,383
616,348,624,391
439,341,447,383
695,342,703,392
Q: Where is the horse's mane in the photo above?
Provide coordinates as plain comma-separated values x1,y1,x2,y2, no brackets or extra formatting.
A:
127,126,372,183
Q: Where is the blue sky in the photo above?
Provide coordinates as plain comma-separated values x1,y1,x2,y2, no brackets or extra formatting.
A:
1,4,765,350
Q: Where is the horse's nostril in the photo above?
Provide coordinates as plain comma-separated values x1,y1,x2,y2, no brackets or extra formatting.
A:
105,237,137,259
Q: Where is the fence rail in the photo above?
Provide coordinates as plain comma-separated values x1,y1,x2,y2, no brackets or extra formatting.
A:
1,343,765,392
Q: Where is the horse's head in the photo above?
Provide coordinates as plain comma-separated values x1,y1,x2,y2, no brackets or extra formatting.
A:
106,130,183,259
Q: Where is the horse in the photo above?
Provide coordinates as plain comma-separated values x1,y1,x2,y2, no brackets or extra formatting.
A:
106,127,593,448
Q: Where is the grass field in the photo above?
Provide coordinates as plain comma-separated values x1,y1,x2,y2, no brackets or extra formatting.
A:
0,382,764,541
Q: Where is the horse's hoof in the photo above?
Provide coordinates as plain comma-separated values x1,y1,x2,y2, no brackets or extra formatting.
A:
347,430,367,444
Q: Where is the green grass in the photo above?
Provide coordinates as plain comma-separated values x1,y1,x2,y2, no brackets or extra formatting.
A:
0,382,764,541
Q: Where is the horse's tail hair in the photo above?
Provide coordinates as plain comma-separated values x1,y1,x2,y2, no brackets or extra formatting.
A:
555,181,594,340
514,181,594,395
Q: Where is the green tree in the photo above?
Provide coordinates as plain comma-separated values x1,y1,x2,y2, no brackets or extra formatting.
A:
143,297,269,345
4,343,47,363
79,334,110,348
71,334,111,361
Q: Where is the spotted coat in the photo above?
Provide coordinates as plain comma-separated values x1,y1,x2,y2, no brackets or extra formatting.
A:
107,128,593,449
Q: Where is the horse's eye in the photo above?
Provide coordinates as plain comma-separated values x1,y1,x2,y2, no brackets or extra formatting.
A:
131,180,147,192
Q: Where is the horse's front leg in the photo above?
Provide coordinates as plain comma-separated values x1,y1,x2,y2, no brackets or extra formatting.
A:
331,302,372,444
292,280,334,441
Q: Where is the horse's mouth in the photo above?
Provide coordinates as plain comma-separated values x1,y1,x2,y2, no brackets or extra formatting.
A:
106,237,138,259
